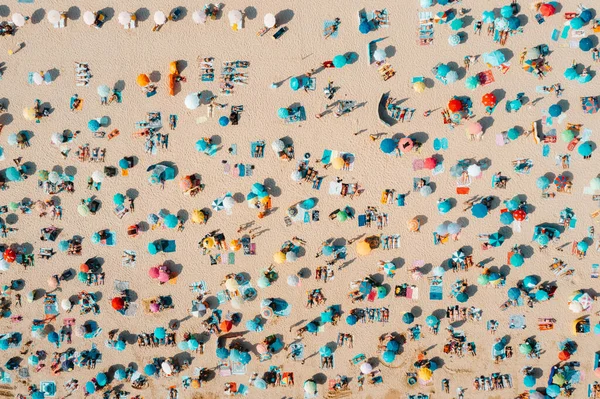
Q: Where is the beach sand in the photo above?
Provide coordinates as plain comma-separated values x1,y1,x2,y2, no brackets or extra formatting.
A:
1,1,599,398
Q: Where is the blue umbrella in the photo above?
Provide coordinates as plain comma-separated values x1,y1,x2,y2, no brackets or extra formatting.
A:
144,364,157,376
178,341,189,350
523,275,538,289
507,16,520,29
579,37,593,52
580,9,593,23
577,241,589,251
219,116,229,126
359,281,372,295
387,340,400,352
319,345,332,357
570,17,584,29
48,331,59,343
346,315,357,325
510,253,524,267
483,50,505,67
32,393,44,399
245,318,261,332
85,382,96,394
0,340,8,350
216,347,230,359
188,339,199,350
195,140,208,152
494,341,505,351
548,104,562,117
118,158,130,169
380,138,397,154
482,11,495,23
436,223,449,235
91,232,101,244
254,378,267,390
456,292,468,303
114,369,126,381
88,119,100,132
115,340,126,351
437,200,451,214
471,203,488,218
164,214,178,229
508,287,521,300
382,350,396,362
536,234,549,246
113,193,125,205
523,375,536,387
333,55,347,68
306,322,317,333
402,312,414,324
450,18,463,30
5,167,22,181
500,212,514,225
448,34,461,46
500,5,513,18
578,72,592,84
437,63,450,77
465,75,479,90
238,351,251,365
578,142,593,157
359,21,371,34
426,315,439,327
147,213,159,224
445,70,458,83
277,108,289,118
564,66,578,80
547,384,561,397
489,272,501,282
28,355,39,366
154,327,166,339
290,77,300,91
509,99,522,111
96,373,107,387
322,246,334,256
535,290,549,301
536,176,550,190
489,232,505,247
58,240,70,252
507,128,519,140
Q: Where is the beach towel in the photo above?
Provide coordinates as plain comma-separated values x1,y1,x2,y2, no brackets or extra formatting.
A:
251,141,265,158
323,20,340,38
321,149,333,165
509,314,526,329
289,343,305,360
40,381,56,397
429,278,443,300
162,240,176,253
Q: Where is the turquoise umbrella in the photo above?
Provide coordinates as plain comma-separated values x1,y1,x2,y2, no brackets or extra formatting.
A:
564,66,578,80
488,232,505,247
332,55,347,68
465,76,479,90
510,253,524,267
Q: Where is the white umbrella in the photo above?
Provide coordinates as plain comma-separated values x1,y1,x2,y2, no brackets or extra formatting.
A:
190,302,207,317
287,275,300,287
192,10,207,24
271,139,285,152
47,10,61,25
83,11,96,26
264,13,276,28
291,171,302,182
61,299,71,310
360,363,373,374
91,170,105,183
118,11,131,26
154,11,167,25
373,49,386,62
51,132,63,145
184,93,200,110
228,10,242,23
161,362,173,375
0,259,9,271
97,85,111,97
223,196,234,210
467,164,481,177
32,72,43,85
12,13,26,27
48,171,60,183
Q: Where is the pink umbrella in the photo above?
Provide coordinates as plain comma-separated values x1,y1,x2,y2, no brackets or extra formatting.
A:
398,138,414,153
148,267,160,279
158,271,170,283
467,122,483,136
150,303,160,312
256,344,268,354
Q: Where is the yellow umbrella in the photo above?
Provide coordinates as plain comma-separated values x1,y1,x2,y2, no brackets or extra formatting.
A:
407,217,420,232
356,241,371,256
23,107,36,121
273,251,286,264
417,367,432,381
225,278,239,292
137,73,150,87
331,157,345,170
191,209,205,224
202,237,215,248
229,240,241,251
413,81,426,93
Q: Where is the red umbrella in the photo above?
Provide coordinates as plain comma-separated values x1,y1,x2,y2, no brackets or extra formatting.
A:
112,297,125,311
512,209,526,221
3,249,16,263
558,350,570,361
148,267,160,279
448,99,462,112
482,93,496,107
220,320,233,332
424,157,437,170
539,3,555,17
80,263,90,272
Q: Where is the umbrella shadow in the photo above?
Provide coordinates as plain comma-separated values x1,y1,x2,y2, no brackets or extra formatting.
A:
411,306,422,318
0,5,9,17
31,9,46,24
478,116,494,131
149,71,161,83
344,52,359,65
491,88,506,104
114,80,126,92
263,178,282,197
135,8,150,22
99,7,115,22
518,14,529,28
433,308,446,321
172,7,188,21
67,7,81,20
299,268,311,279
244,6,257,20
415,215,428,227
384,45,396,59
47,68,60,82
275,9,294,25
461,15,474,28
557,99,570,113
498,226,513,240
0,113,13,126
409,131,429,145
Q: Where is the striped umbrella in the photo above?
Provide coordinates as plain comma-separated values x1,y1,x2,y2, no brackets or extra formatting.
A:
489,233,505,247
212,198,224,211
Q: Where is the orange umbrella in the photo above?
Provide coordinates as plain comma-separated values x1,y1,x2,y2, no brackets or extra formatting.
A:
80,263,90,272
179,175,193,191
136,73,150,87
558,350,570,361
448,99,462,112
3,249,16,263
482,93,496,107
220,320,233,332
169,61,179,75
407,218,420,232
168,74,176,96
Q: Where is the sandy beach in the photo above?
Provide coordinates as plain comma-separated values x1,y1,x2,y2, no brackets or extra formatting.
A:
1,1,600,398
